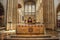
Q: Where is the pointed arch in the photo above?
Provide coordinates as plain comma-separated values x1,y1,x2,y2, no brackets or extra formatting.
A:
0,2,4,16
0,2,5,27
57,3,60,13
57,3,60,29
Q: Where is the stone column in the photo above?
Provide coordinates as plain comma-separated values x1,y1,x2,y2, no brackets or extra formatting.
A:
12,0,18,30
7,0,18,30
43,0,55,29
43,0,48,28
7,0,13,30
48,0,55,29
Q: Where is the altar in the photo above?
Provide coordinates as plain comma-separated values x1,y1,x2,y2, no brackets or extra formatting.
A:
16,24,45,35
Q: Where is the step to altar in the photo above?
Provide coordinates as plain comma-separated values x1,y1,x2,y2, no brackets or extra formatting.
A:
9,35,52,38
4,37,59,40
4,35,56,38
4,35,59,40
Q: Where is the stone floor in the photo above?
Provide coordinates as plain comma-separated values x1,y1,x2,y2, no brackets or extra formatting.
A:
0,30,59,40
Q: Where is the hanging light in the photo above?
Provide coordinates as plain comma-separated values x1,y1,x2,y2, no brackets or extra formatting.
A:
18,4,22,8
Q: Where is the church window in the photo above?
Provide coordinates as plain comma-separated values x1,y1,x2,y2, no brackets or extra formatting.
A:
24,2,36,15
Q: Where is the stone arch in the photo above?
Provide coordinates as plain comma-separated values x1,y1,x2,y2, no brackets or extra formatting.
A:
0,2,4,16
0,2,5,27
57,3,60,13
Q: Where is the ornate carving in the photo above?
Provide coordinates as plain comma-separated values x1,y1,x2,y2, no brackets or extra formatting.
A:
28,28,33,32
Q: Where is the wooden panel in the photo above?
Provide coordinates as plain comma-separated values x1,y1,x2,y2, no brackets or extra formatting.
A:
16,25,44,35
17,25,29,33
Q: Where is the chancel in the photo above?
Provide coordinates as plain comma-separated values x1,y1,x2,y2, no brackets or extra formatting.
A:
0,0,60,40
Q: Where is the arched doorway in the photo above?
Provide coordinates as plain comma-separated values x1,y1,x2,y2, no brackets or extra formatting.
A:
0,2,5,30
57,3,60,30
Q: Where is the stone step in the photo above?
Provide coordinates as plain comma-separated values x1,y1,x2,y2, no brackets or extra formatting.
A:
4,35,59,40
4,38,59,40
9,35,51,38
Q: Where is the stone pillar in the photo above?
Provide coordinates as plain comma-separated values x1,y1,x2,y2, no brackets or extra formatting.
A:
7,0,13,30
43,0,55,29
7,0,18,30
43,0,48,30
12,0,18,30
48,0,55,29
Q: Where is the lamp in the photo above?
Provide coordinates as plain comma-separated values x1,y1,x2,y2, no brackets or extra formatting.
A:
18,4,22,8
